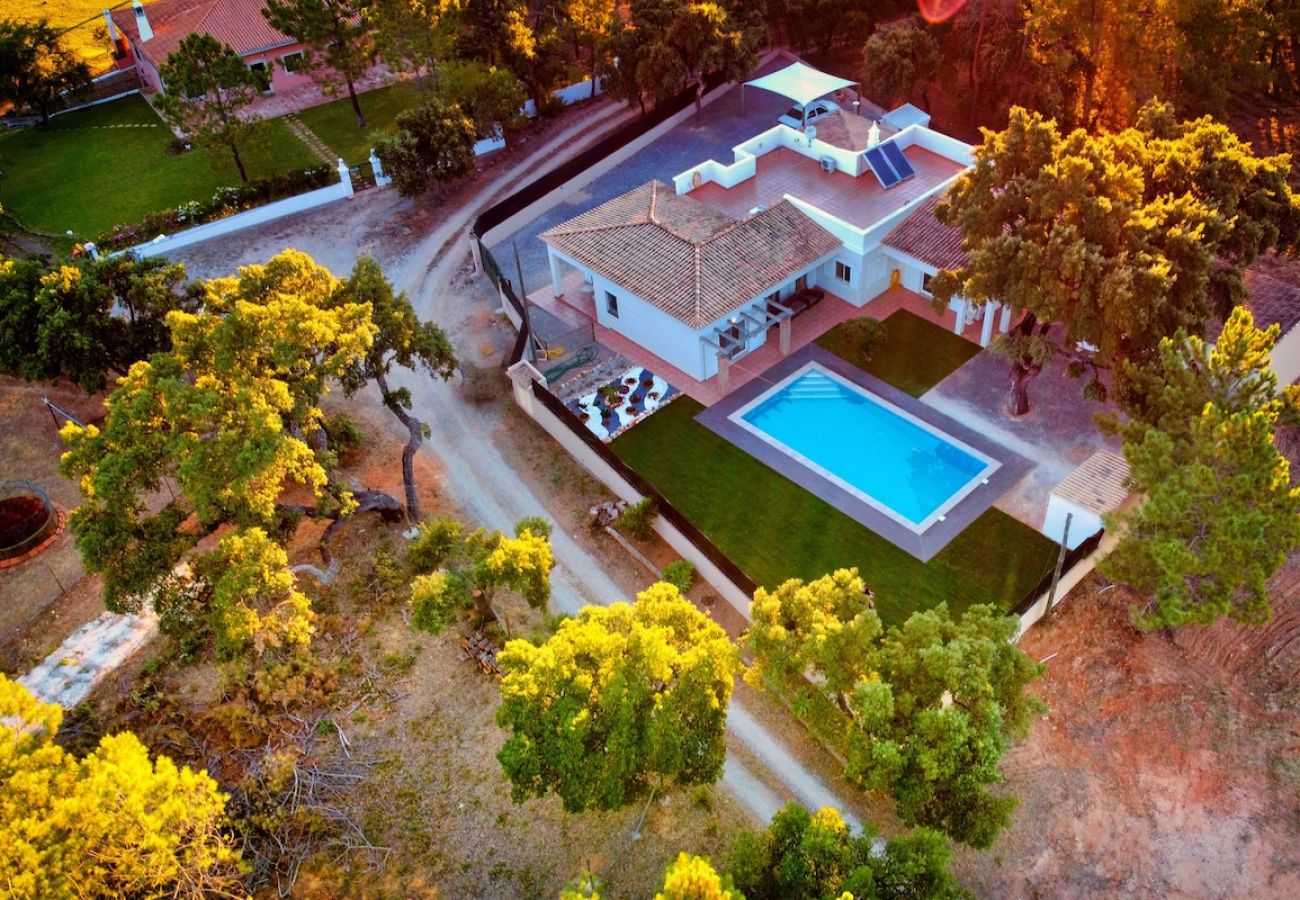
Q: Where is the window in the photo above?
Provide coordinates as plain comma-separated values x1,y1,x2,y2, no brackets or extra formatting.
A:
281,52,307,74
247,60,271,92
835,261,852,283
921,272,934,295
605,291,619,318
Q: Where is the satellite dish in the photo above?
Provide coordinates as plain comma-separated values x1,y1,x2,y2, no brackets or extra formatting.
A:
804,125,817,142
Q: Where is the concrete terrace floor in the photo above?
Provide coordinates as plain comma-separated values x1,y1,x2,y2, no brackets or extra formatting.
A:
691,145,963,229
491,55,807,294
923,340,1123,531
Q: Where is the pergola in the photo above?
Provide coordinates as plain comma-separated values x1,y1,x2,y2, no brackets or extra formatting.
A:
743,61,860,125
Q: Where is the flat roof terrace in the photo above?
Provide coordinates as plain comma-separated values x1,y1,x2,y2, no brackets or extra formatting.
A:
688,145,964,229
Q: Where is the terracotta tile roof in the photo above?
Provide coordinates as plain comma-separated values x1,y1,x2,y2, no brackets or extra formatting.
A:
113,0,294,69
542,181,842,329
881,194,966,271
814,110,875,152
1204,266,1300,341
1240,267,1300,334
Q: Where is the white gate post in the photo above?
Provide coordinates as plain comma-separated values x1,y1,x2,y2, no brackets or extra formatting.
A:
337,157,353,195
369,148,391,187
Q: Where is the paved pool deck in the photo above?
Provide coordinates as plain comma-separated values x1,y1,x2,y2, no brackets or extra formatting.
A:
696,345,1032,561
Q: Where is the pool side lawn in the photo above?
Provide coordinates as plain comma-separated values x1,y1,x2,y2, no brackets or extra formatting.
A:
293,81,427,165
0,96,318,238
816,308,983,397
611,397,1056,624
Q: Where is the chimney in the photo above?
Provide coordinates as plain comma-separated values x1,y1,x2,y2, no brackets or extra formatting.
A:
132,0,154,42
867,120,880,149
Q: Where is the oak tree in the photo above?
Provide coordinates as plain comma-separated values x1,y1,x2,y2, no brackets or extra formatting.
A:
747,570,1044,847
333,256,457,520
60,250,374,652
374,99,477,197
727,803,966,900
0,253,195,392
0,18,88,121
497,583,739,812
861,16,940,109
932,102,1300,415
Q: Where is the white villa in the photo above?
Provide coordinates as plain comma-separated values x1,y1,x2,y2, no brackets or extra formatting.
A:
540,71,1010,386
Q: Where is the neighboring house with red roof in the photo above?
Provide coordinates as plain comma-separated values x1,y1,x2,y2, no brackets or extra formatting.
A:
109,0,315,97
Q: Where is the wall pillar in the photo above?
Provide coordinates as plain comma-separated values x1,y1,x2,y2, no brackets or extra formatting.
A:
952,298,967,336
999,303,1013,333
717,354,730,395
506,360,547,416
369,148,391,187
779,318,791,354
980,302,996,347
548,249,564,297
337,157,353,196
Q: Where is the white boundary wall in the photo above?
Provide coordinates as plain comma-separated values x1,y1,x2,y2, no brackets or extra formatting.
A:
522,76,605,117
507,360,754,619
125,160,356,258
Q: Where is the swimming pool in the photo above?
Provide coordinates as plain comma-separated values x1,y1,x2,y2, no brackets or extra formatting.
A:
730,363,998,532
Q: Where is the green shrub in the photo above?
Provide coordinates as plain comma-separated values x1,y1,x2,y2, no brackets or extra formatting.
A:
407,517,463,573
95,166,334,250
325,412,363,456
662,559,696,594
514,516,553,539
618,497,658,541
409,570,473,635
842,316,887,362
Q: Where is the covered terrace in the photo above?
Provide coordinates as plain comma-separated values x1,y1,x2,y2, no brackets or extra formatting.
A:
527,272,995,406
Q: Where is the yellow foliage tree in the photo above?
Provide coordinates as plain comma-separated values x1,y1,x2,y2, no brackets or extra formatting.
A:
0,675,243,898
655,853,742,900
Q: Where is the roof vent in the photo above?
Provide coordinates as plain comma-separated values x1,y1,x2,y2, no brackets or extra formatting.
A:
747,205,765,216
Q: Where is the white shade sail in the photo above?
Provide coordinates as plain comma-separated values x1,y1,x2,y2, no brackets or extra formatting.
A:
744,61,857,107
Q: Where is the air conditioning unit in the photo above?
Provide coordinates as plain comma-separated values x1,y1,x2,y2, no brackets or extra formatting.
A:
819,156,836,173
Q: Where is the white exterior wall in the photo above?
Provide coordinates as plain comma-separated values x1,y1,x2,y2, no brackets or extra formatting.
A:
589,272,714,379
1043,495,1104,550
1271,324,1300,385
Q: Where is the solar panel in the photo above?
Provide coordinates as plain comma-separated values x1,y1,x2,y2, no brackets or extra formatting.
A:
879,141,916,182
864,147,901,188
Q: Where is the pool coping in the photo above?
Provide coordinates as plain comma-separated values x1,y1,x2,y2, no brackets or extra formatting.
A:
695,345,1032,562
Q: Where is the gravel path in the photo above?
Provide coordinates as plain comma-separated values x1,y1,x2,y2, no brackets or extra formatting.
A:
165,81,872,830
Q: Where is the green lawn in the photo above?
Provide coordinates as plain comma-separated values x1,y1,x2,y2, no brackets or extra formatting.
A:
0,96,318,238
294,81,428,166
613,398,1056,624
612,313,1054,624
816,308,983,396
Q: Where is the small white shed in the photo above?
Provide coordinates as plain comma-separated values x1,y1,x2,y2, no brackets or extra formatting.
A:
1043,450,1131,549
882,103,931,131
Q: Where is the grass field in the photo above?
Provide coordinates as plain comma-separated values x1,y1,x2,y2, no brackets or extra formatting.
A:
816,308,983,397
3,0,114,71
612,313,1055,625
294,81,428,165
0,95,318,237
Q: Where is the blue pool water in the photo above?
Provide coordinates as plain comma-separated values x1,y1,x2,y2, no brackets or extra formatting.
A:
737,367,990,527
